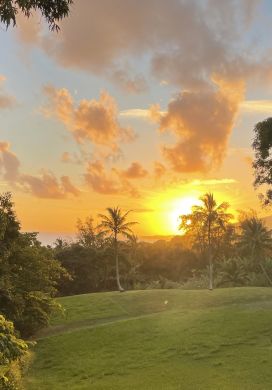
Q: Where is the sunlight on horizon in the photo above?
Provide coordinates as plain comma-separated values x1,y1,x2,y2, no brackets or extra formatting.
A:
144,189,239,236
145,191,201,235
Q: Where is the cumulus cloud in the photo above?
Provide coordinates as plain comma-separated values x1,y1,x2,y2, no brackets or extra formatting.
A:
16,0,261,92
151,78,245,173
0,141,79,199
21,172,80,199
85,160,146,197
16,0,270,174
120,162,148,179
43,86,135,151
0,142,20,181
85,160,119,195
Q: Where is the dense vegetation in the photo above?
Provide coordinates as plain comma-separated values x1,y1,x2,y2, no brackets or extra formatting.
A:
55,194,272,296
0,193,66,388
253,117,272,205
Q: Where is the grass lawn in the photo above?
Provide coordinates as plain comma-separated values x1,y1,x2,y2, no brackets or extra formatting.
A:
25,288,272,389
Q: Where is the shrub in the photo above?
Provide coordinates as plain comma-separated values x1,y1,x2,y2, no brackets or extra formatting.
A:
0,315,28,389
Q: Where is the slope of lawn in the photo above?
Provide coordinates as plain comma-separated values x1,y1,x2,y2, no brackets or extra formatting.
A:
25,288,272,389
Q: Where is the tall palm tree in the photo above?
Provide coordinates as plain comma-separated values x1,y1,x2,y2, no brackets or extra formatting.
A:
98,207,137,292
239,216,272,285
180,193,232,290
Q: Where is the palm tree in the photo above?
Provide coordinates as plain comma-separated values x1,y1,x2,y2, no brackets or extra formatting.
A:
179,193,232,290
98,207,137,292
239,216,272,285
216,257,249,286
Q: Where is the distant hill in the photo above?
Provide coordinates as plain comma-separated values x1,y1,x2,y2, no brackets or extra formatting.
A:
140,235,174,242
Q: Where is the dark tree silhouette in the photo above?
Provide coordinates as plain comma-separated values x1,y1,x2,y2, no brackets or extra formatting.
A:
252,118,272,205
179,193,232,290
98,207,137,292
0,0,73,31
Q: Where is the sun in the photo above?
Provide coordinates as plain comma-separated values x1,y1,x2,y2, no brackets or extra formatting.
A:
168,196,201,234
145,192,201,236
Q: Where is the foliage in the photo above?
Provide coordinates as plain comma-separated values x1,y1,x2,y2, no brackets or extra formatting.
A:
238,215,272,285
0,193,66,337
216,257,249,287
55,233,203,295
0,0,73,31
0,314,28,389
98,207,137,291
238,215,272,258
252,117,272,205
98,207,137,239
179,193,233,289
179,193,233,255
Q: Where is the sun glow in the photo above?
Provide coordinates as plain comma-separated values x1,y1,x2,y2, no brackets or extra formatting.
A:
168,196,201,234
145,191,202,235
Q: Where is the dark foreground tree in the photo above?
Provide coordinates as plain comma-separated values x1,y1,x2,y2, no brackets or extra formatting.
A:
252,118,272,205
98,207,137,292
0,314,28,389
0,0,73,31
179,193,232,290
0,193,66,337
239,215,272,285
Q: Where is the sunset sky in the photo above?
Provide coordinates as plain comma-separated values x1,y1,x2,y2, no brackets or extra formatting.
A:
1,0,272,241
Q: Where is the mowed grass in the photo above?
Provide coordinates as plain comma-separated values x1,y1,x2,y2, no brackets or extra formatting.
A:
25,288,272,389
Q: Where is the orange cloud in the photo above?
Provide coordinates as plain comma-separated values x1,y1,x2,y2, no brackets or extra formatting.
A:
0,142,20,181
85,160,120,195
21,172,80,199
85,160,141,197
0,141,79,199
43,86,135,151
121,162,148,179
152,78,244,173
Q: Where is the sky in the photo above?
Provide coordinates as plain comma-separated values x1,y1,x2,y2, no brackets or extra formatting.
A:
1,0,272,242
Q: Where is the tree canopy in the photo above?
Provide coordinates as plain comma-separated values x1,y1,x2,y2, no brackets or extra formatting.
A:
252,117,272,205
0,0,73,31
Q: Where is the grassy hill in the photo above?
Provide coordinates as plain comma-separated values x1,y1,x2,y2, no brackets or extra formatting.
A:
25,288,272,389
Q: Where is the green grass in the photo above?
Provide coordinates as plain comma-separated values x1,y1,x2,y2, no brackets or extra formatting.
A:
25,288,272,389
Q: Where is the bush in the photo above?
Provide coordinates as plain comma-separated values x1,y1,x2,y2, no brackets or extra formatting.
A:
138,276,182,290
0,315,28,389
0,236,66,337
181,268,221,290
14,292,62,338
216,257,250,287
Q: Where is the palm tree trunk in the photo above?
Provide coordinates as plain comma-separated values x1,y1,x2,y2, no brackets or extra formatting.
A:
114,234,124,292
208,221,213,290
208,248,213,290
